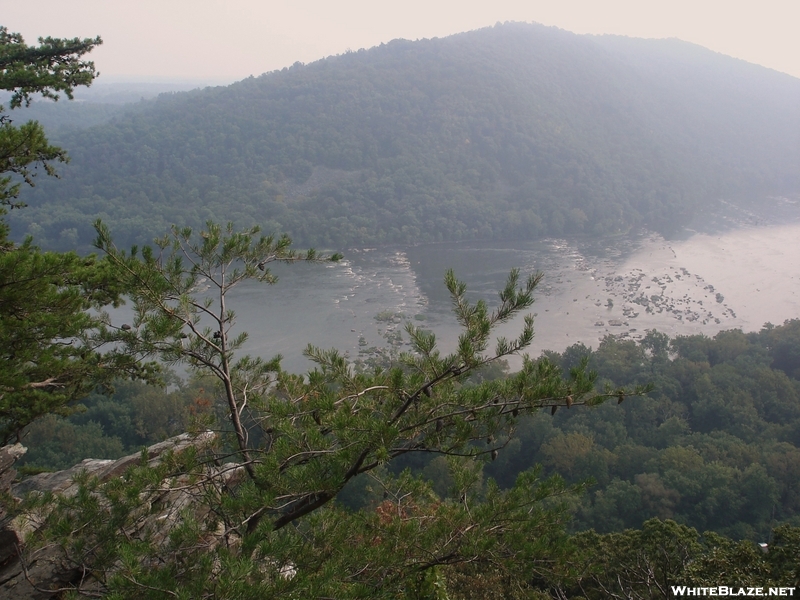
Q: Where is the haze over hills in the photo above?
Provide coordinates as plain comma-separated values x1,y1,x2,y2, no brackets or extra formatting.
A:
9,22,800,250
0,80,229,136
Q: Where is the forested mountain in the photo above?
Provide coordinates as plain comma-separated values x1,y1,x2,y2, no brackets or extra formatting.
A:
9,22,800,249
7,23,800,598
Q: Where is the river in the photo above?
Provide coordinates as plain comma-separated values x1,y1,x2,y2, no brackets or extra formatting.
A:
102,197,800,374
227,197,800,373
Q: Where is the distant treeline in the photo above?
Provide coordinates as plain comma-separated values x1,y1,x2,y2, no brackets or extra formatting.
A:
9,23,800,250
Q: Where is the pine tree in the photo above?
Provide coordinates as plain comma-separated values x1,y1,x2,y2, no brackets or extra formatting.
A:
0,26,155,442
0,25,101,207
22,220,644,598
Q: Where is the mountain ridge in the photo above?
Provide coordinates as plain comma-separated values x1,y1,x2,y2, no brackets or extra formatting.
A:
10,22,800,250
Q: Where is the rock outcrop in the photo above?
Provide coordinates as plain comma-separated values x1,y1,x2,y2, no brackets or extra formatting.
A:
0,432,235,599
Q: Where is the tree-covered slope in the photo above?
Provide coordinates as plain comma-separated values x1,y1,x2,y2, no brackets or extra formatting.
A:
488,321,800,541
11,23,800,249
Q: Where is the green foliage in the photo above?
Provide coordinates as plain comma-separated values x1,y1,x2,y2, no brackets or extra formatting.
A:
93,220,342,479
20,376,215,470
14,215,800,593
553,519,800,599
0,26,100,207
0,26,100,108
564,519,702,598
484,322,800,542
9,24,799,249
0,235,161,443
0,117,65,208
6,20,800,596
0,25,168,455
25,452,579,599
761,320,800,379
14,221,646,598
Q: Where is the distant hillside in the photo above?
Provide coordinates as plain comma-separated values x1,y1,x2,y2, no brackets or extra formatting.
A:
0,81,223,136
9,23,800,250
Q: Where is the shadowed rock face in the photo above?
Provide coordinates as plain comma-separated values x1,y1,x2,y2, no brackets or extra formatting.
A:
0,432,230,599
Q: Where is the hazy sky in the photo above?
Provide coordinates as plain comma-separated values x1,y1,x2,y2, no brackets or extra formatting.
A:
5,1,800,84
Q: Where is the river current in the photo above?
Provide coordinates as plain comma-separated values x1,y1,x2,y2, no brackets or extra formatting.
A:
103,197,800,374
230,198,800,373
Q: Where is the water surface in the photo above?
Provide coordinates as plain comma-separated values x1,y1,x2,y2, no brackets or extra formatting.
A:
104,197,800,374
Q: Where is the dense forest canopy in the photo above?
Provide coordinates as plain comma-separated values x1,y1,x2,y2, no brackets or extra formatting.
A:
8,22,800,250
4,21,800,598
